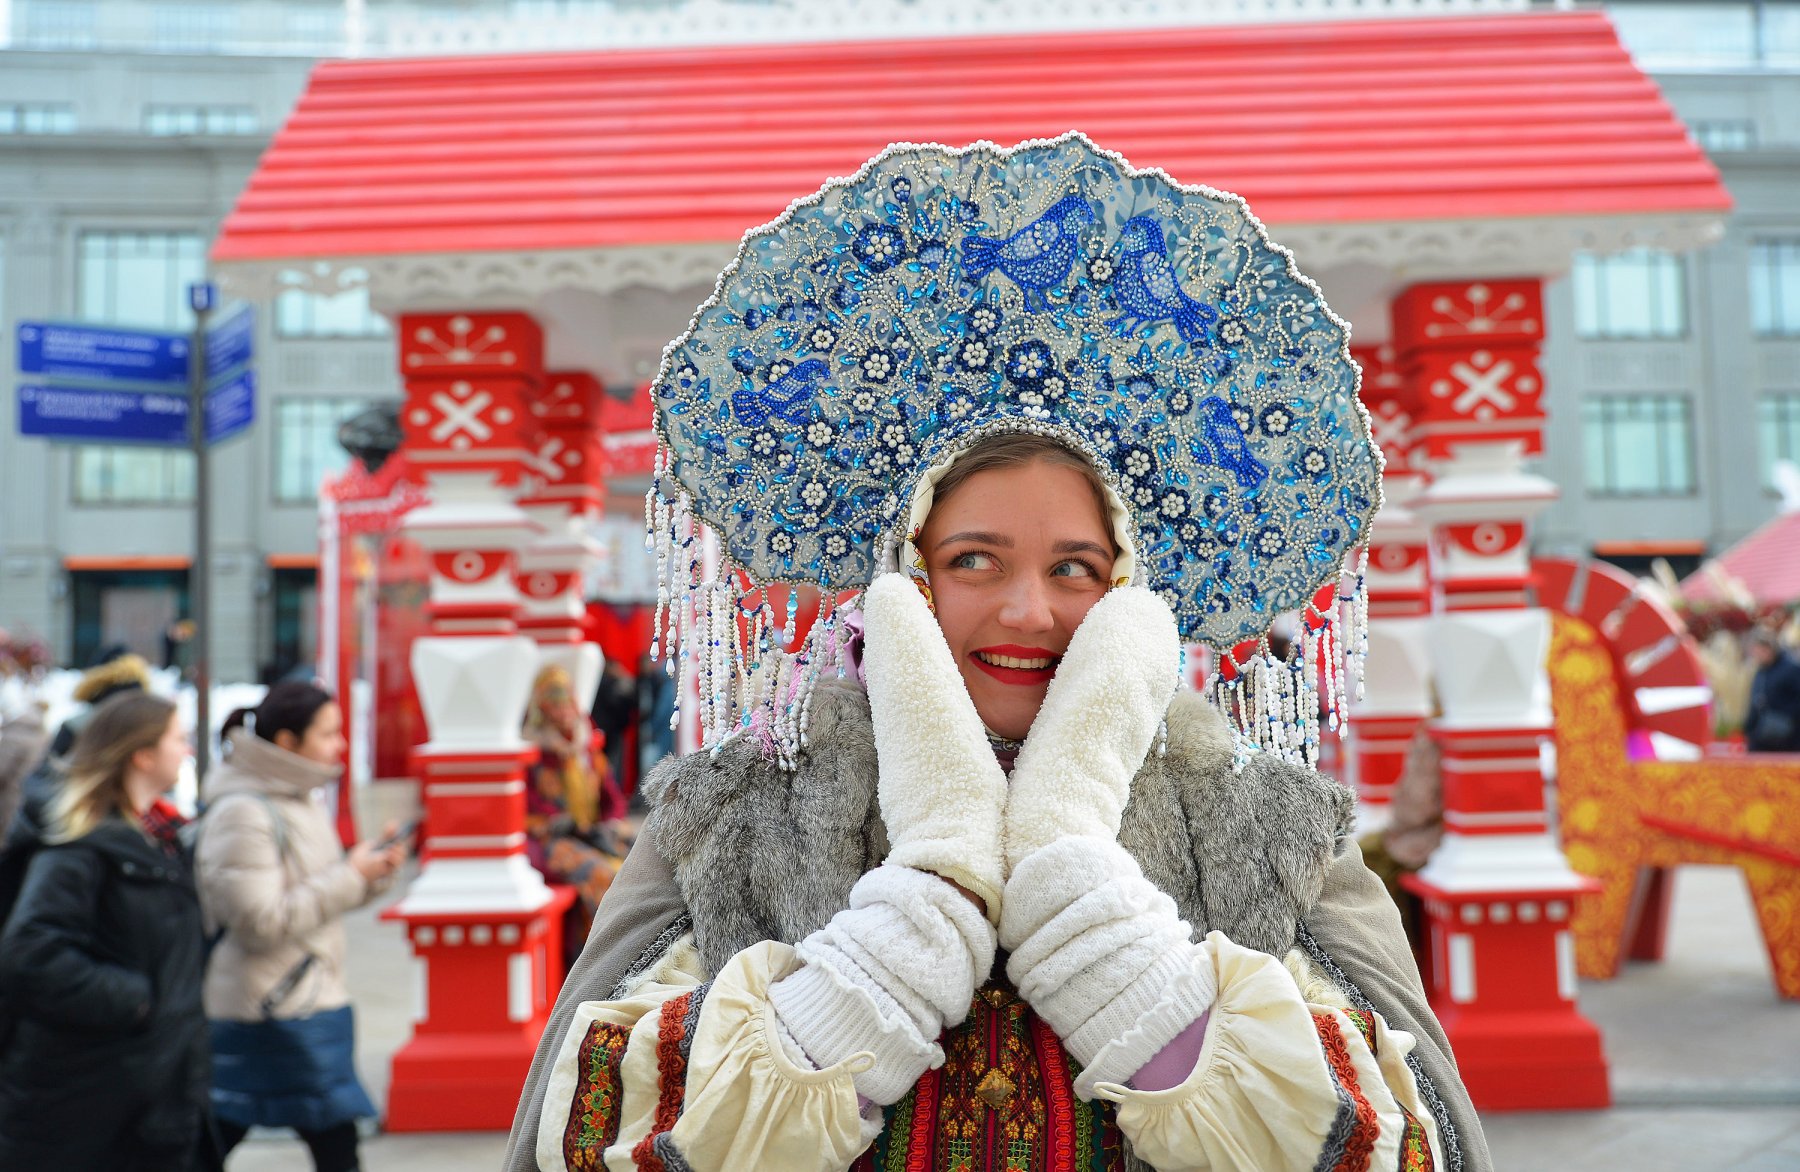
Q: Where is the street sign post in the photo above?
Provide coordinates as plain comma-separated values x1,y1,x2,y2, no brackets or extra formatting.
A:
17,384,192,444
13,291,253,778
204,369,256,446
205,307,254,382
17,321,190,385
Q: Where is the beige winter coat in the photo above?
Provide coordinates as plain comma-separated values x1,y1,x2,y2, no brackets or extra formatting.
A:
196,728,388,1022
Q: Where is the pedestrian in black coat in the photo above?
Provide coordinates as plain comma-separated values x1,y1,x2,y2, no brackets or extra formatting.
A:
1746,629,1800,753
0,691,210,1172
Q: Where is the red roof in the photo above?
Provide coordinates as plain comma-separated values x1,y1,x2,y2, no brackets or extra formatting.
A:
1682,512,1800,609
214,10,1728,263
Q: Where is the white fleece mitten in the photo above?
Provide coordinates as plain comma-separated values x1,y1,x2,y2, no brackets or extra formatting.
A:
861,572,1008,917
769,864,997,1106
1001,838,1216,1097
1002,585,1181,869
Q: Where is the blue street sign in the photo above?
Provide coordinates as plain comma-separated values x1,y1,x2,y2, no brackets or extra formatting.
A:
17,383,189,445
189,281,218,314
205,369,255,445
205,307,254,382
17,322,189,386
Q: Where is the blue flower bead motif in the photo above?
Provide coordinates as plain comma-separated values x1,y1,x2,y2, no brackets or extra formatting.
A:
854,223,907,273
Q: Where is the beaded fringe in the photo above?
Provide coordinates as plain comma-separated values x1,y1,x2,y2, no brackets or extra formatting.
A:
1207,545,1370,770
647,445,854,770
651,443,1368,773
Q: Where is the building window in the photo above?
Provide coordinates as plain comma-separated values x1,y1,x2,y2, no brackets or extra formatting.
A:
1751,239,1800,337
1760,394,1800,490
73,447,196,505
275,272,389,338
0,103,78,134
1609,1,1758,67
77,230,207,330
1582,394,1697,497
275,398,371,504
1570,249,1687,340
152,3,240,53
18,0,98,50
144,105,258,136
1691,119,1756,152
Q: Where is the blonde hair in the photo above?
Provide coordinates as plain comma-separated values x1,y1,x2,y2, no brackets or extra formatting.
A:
932,432,1120,556
49,692,177,843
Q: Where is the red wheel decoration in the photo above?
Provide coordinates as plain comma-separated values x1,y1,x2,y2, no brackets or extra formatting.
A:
1534,556,1712,757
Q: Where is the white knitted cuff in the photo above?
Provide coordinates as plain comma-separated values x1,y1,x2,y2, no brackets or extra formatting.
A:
1071,958,1217,1099
999,836,1145,953
769,958,942,1106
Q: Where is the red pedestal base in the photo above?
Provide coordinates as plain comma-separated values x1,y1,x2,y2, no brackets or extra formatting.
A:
380,886,577,1132
386,1028,549,1132
1404,874,1611,1112
1429,1006,1611,1112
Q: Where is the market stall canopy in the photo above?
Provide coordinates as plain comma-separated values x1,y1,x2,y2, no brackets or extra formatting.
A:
1682,511,1800,610
212,9,1730,313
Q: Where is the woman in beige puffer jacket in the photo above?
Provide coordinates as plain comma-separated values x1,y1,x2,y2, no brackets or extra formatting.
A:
195,683,405,1172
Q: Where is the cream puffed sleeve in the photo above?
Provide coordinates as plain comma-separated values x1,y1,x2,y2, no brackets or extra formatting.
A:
536,936,872,1172
1093,932,1442,1172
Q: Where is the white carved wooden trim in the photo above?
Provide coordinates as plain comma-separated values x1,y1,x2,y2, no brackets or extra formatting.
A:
214,210,1723,317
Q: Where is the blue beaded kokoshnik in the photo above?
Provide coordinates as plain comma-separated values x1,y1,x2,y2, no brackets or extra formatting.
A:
650,132,1380,652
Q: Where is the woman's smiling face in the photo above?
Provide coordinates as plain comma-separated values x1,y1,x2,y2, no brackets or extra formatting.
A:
917,458,1117,742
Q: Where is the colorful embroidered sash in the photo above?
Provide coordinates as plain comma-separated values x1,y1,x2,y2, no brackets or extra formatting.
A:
853,978,1125,1172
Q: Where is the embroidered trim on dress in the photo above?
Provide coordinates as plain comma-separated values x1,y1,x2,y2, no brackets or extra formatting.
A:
1311,1012,1378,1172
561,1020,633,1170
1295,922,1462,1172
631,981,712,1172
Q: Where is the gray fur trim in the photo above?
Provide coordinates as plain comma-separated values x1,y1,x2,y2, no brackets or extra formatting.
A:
645,677,885,975
1294,921,1463,1172
650,680,1350,974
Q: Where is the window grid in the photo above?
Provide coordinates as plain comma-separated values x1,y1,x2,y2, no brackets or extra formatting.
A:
1571,249,1688,340
18,1,98,50
73,447,196,505
1759,395,1800,490
77,230,207,330
0,103,78,134
1582,394,1697,498
152,3,240,53
275,398,372,504
1751,239,1800,337
1692,119,1757,152
274,272,390,338
144,104,259,136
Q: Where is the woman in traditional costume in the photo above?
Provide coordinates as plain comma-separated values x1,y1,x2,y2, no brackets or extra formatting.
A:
524,665,633,954
507,134,1491,1172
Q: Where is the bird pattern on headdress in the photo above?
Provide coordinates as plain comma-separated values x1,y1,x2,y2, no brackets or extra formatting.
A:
652,133,1380,654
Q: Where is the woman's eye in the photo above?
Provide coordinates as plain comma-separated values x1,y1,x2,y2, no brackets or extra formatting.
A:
949,552,996,571
1053,560,1100,579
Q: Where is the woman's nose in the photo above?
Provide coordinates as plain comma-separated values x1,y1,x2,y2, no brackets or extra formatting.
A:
997,577,1056,632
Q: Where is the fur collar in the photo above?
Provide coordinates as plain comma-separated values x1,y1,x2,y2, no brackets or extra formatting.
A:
646,677,1353,976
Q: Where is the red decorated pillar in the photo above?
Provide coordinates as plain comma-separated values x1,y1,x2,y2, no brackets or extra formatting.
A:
1396,281,1610,1110
517,371,607,702
380,311,574,1131
1348,342,1433,823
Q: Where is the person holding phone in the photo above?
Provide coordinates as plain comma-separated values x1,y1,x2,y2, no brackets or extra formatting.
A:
194,682,404,1172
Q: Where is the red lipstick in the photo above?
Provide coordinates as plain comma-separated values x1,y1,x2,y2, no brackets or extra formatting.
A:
968,644,1061,686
